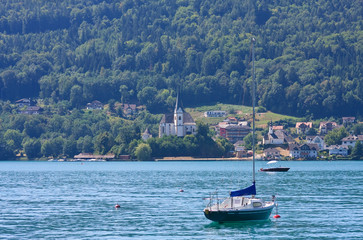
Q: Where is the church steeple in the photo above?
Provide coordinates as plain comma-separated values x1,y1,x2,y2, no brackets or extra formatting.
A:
174,91,183,113
268,120,273,134
174,92,184,137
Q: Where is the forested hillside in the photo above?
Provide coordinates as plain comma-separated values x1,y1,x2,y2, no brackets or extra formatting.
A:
0,0,362,117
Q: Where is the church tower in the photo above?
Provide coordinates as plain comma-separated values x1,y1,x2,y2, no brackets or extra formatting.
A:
268,120,273,135
174,93,184,137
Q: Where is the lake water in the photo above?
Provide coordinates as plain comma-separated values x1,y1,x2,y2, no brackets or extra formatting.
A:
0,161,362,239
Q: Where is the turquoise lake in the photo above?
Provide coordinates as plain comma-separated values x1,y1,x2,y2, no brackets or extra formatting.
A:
0,161,362,239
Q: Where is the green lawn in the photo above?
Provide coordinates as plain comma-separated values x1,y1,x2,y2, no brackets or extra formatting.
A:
185,103,300,126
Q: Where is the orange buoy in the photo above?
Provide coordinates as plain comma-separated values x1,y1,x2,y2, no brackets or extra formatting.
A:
115,204,120,208
273,214,281,218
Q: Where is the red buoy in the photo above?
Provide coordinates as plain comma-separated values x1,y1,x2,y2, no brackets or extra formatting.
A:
115,204,120,208
273,214,281,218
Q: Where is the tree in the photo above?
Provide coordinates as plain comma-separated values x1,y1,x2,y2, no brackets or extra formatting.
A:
94,132,114,155
134,143,152,161
0,140,15,160
63,139,78,158
244,133,257,150
351,141,363,159
24,118,45,138
3,129,23,152
70,85,83,108
24,139,42,159
324,127,349,146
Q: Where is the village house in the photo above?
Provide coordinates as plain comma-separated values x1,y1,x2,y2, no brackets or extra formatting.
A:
306,136,325,150
341,135,363,148
289,143,319,159
263,148,281,159
122,103,137,116
234,141,248,158
319,121,338,135
86,100,103,110
342,117,355,125
327,145,349,156
204,111,227,118
18,106,43,115
223,116,238,124
295,122,313,134
159,95,197,137
15,98,34,108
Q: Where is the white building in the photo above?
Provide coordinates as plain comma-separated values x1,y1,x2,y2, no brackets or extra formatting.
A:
289,143,318,159
306,136,325,150
159,95,197,137
142,128,152,141
204,111,227,118
328,145,349,156
342,135,363,148
263,122,284,145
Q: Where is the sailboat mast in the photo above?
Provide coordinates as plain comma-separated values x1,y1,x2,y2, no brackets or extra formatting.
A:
252,37,256,184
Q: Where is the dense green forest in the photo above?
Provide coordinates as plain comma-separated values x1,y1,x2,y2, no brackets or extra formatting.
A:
0,0,362,159
0,0,362,116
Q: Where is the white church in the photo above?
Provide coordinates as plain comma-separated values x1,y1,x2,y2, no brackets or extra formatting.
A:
159,95,197,137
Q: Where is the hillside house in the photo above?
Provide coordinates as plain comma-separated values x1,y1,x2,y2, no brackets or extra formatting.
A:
342,117,355,125
122,103,137,116
15,98,33,108
219,123,251,143
319,121,338,135
204,111,227,118
295,122,313,134
18,106,43,115
341,135,363,148
306,136,325,150
86,100,103,110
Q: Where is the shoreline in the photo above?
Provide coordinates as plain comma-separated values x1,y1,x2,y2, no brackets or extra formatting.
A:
3,157,361,161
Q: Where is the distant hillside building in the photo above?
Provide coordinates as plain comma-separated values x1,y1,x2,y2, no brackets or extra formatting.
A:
306,136,325,150
19,106,43,115
295,122,313,134
159,95,197,137
342,117,355,125
142,128,152,141
219,123,251,143
341,135,363,148
319,121,338,135
204,111,227,118
15,98,34,108
87,100,103,110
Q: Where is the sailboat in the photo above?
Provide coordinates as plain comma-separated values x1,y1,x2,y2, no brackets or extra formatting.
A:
203,38,276,222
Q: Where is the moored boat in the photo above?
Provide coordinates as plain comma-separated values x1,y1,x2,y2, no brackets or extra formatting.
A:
203,38,276,223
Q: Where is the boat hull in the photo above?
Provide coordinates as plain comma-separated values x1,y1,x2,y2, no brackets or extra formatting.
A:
204,206,274,222
260,167,290,172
